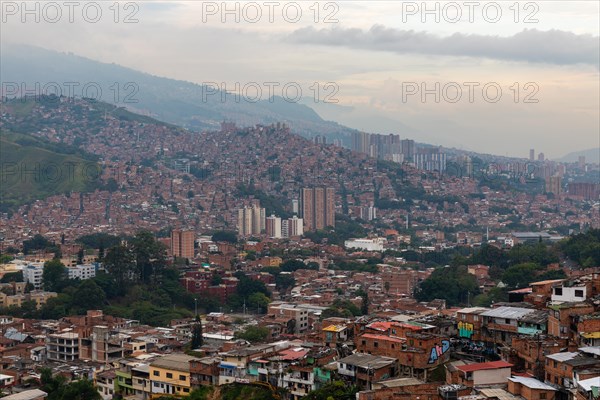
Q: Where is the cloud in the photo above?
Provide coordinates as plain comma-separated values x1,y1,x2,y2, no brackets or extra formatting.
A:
287,26,600,67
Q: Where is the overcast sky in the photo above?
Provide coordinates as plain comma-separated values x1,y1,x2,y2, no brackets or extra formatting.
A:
2,0,599,158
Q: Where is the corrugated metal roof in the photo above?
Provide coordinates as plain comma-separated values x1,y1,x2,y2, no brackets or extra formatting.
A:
338,352,396,369
545,352,579,362
480,306,535,319
509,376,557,390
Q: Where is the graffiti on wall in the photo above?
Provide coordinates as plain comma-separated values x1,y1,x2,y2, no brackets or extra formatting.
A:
458,321,474,338
428,340,450,364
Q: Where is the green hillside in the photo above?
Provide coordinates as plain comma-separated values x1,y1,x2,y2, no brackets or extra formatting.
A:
0,131,100,213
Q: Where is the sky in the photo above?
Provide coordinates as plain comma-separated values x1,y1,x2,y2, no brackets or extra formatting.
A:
1,0,599,159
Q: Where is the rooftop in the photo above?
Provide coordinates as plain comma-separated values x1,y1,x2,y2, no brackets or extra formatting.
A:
456,361,513,373
508,376,557,391
150,354,199,372
480,306,535,319
338,352,397,369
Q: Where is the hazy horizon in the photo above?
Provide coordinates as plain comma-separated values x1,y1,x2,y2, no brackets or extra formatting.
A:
2,1,599,159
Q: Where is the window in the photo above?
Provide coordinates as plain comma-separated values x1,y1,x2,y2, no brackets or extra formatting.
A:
179,375,186,381
505,319,511,324
166,373,173,379
540,393,546,399
575,290,584,297
374,342,378,348
153,371,160,377
554,288,563,296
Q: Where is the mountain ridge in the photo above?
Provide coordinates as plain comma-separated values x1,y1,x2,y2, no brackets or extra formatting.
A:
1,43,357,140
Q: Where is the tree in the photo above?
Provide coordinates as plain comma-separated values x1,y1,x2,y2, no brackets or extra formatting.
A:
103,244,135,293
502,263,540,289
71,279,106,314
191,315,203,349
305,381,359,400
0,271,23,283
131,230,167,284
361,291,369,315
211,230,237,243
23,234,50,254
275,273,295,291
415,265,479,306
40,367,101,400
59,377,102,400
77,248,84,264
234,325,269,342
248,292,270,313
42,259,68,292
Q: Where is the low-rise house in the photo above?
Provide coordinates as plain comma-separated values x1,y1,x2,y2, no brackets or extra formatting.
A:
447,360,513,387
1,389,48,400
480,307,537,346
337,353,398,389
508,376,558,400
149,353,199,397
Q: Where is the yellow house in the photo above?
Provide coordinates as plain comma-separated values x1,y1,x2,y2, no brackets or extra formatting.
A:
149,354,199,398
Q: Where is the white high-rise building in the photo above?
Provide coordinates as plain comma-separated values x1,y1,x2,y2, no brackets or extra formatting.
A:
287,216,304,237
23,263,44,290
281,219,290,238
237,204,266,237
67,264,97,280
266,215,282,238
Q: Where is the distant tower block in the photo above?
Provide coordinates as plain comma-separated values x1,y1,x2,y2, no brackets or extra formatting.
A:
171,229,195,259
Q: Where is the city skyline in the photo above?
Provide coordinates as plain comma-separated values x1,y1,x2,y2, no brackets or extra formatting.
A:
1,1,599,158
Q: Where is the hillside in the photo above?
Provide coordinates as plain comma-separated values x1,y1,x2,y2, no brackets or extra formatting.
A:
1,44,355,139
559,147,600,164
0,128,100,213
0,96,407,235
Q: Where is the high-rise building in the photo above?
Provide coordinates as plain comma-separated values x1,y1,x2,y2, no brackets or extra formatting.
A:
265,215,282,238
281,219,289,238
545,176,562,195
568,182,600,200
401,139,415,162
538,152,545,162
171,229,195,259
301,187,335,231
287,216,304,237
529,149,535,161
414,147,447,172
291,199,299,214
578,156,586,169
353,132,371,154
237,205,265,237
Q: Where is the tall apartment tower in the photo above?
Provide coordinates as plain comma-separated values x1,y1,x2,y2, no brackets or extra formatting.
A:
353,132,371,154
538,152,545,162
266,215,282,238
545,176,562,195
171,229,195,259
301,187,335,231
288,216,304,237
237,205,265,237
529,149,535,161
401,139,415,162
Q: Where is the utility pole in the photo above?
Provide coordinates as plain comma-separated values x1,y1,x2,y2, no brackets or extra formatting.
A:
194,298,198,318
